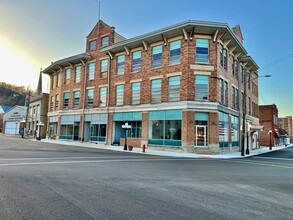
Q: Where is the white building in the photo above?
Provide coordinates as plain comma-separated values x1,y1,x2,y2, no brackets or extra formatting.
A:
3,106,27,135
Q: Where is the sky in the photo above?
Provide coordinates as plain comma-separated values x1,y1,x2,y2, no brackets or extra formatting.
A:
0,0,293,116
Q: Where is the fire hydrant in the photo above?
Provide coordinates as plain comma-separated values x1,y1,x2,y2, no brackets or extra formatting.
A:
142,144,146,153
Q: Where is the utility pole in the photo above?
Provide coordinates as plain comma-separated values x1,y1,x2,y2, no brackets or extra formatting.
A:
241,70,247,157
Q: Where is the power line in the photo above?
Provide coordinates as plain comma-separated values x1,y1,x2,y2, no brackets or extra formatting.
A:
259,51,293,71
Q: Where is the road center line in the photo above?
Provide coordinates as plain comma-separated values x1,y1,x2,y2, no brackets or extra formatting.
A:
253,156,293,161
0,158,203,167
0,156,141,161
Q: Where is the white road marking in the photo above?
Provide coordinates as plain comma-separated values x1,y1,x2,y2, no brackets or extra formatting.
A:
227,159,293,169
0,156,139,161
0,158,202,167
253,156,293,161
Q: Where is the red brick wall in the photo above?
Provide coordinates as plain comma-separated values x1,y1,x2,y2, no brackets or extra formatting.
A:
259,105,278,146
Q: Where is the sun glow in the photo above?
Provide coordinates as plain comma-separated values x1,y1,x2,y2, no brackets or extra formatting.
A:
0,36,39,89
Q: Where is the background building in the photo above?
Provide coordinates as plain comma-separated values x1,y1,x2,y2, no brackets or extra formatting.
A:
279,116,293,141
3,106,26,135
43,20,260,154
0,106,12,132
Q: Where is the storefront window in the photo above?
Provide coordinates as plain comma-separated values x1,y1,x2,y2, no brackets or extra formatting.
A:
90,124,106,142
129,121,142,138
60,125,73,140
219,112,229,147
148,110,182,146
231,116,239,146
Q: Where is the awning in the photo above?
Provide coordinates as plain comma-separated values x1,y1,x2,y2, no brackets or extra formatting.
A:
274,128,280,138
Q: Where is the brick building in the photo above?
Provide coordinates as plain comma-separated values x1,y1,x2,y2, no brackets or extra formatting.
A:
279,116,293,141
43,20,260,154
259,104,280,147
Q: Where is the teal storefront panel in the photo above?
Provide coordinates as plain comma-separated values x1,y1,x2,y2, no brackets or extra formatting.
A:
149,111,164,120
195,112,209,121
113,112,142,121
165,110,182,120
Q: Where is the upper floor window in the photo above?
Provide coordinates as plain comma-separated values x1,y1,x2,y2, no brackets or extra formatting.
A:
132,82,141,105
55,94,59,110
132,51,141,72
151,79,162,103
152,45,162,68
232,56,235,76
65,68,71,83
73,91,80,109
88,62,95,80
100,59,108,79
196,39,209,63
168,76,180,101
99,87,107,107
232,86,235,109
219,44,227,70
63,92,69,109
56,72,60,87
235,88,239,110
50,96,54,111
86,89,94,108
117,55,125,75
234,60,239,80
195,75,209,100
240,65,244,83
75,66,81,83
224,81,228,105
89,40,96,50
169,40,181,65
219,79,223,103
101,36,109,47
116,85,124,106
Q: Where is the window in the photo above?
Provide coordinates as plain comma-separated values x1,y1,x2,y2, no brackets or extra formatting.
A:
196,39,209,63
231,116,239,146
168,76,180,101
100,59,108,78
223,49,227,70
65,68,71,81
232,86,235,109
235,88,239,110
132,82,141,105
195,112,209,146
248,97,251,115
219,79,223,103
148,110,182,146
152,45,162,68
195,75,209,100
116,85,124,106
169,40,181,65
117,55,125,75
248,74,251,90
101,36,109,47
86,89,94,108
219,112,229,147
89,40,96,50
75,66,81,83
56,72,60,87
90,124,107,142
240,65,244,83
55,94,59,110
232,56,235,77
151,79,162,103
99,87,107,107
219,43,227,70
132,51,141,72
224,81,228,105
50,96,54,111
128,121,142,138
63,92,69,109
234,60,238,80
51,77,54,89
73,91,80,109
88,62,95,80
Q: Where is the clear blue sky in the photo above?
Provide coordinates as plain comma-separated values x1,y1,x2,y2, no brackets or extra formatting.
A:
0,0,292,116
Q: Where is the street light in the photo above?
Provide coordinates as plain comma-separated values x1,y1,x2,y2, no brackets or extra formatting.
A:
240,68,271,156
122,122,131,150
269,130,272,150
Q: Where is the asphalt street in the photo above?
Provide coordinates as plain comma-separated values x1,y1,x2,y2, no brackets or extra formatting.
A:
0,134,292,220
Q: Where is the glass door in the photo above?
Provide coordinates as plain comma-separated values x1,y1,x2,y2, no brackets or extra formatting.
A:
195,125,207,146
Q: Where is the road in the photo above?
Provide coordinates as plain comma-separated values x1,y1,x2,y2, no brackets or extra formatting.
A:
0,134,292,220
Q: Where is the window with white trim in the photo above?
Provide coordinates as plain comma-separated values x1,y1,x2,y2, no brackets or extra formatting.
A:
169,40,181,65
151,79,162,103
99,87,107,107
152,45,162,68
195,75,209,100
117,55,125,75
116,85,124,106
132,51,141,72
196,39,209,63
132,82,141,105
75,66,81,83
86,89,94,108
168,76,180,101
88,62,95,80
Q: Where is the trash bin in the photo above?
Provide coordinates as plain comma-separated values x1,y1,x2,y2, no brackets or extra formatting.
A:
285,138,290,146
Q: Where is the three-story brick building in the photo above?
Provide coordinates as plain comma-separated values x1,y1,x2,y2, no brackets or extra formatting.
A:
43,20,260,154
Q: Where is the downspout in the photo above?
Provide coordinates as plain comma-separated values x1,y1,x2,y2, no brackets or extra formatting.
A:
105,54,111,145
80,58,88,142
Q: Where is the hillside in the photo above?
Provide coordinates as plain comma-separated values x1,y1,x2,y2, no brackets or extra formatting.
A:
0,82,35,106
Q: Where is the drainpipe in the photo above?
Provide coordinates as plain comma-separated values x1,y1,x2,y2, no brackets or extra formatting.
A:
105,54,111,145
80,58,88,142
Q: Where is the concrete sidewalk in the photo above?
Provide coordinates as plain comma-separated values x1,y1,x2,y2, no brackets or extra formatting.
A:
34,138,292,159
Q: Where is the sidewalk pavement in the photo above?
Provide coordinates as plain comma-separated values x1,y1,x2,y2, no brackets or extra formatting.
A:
35,138,292,159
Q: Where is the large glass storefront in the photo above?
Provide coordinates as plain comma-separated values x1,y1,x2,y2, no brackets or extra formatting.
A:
148,110,182,146
231,115,239,146
218,112,229,147
84,114,107,142
113,112,142,144
49,116,57,138
60,115,80,140
195,112,209,146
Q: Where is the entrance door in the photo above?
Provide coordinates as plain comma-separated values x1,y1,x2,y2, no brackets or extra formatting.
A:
195,125,207,146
